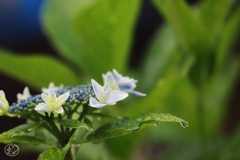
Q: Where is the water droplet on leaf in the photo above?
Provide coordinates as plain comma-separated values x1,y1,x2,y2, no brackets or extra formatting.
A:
75,144,81,148
180,121,188,128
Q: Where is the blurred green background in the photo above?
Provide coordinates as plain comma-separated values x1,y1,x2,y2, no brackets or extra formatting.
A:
0,0,240,159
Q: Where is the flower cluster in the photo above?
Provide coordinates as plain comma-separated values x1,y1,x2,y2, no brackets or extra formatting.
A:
1,69,145,116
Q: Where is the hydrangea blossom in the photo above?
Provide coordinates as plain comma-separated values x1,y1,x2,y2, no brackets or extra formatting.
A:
42,82,64,94
102,69,146,96
89,79,128,108
35,89,69,114
17,87,31,102
0,90,9,116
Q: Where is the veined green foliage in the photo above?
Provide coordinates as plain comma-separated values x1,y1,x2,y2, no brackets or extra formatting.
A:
73,0,141,79
38,135,74,160
0,122,47,145
43,0,141,80
79,113,188,143
54,119,94,132
42,0,96,79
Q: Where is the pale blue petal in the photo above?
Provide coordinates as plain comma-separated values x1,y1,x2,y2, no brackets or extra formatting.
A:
89,97,106,108
54,107,64,114
107,90,128,104
112,69,122,82
35,103,52,112
102,72,113,84
56,92,69,106
91,79,103,100
129,91,146,96
118,81,136,92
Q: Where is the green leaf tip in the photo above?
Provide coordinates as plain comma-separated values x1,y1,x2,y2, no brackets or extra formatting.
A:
180,120,189,128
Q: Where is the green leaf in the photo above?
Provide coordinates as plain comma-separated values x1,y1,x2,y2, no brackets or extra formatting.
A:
43,0,141,79
72,0,141,78
0,122,47,145
0,50,80,90
85,113,188,142
140,25,177,90
199,0,233,45
38,135,74,160
215,6,240,70
104,132,145,159
54,119,94,132
0,121,42,138
0,135,47,145
151,0,208,54
42,0,95,74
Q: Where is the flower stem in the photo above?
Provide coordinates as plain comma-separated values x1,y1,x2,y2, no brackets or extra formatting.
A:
197,93,209,159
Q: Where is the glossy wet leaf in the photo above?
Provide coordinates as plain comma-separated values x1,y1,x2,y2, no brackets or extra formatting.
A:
85,113,188,142
0,135,47,145
38,135,74,160
54,119,94,132
0,121,42,138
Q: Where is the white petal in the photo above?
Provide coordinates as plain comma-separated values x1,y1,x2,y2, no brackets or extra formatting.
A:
103,72,118,89
91,79,103,100
89,97,106,108
129,91,146,96
35,103,52,112
56,92,69,106
49,89,57,99
23,87,30,96
0,90,6,98
107,90,128,104
41,93,49,103
54,107,64,114
49,82,55,88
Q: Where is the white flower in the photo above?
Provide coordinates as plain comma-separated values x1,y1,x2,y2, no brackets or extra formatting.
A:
102,71,119,90
35,89,69,114
0,90,9,116
17,87,31,102
89,79,128,108
103,69,146,96
42,82,63,94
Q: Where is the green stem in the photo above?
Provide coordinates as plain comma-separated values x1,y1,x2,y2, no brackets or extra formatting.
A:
40,112,66,147
197,94,208,160
66,105,89,142
65,145,75,160
58,114,64,133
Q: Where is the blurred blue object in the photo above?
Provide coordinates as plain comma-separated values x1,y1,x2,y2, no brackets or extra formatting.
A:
0,0,49,46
